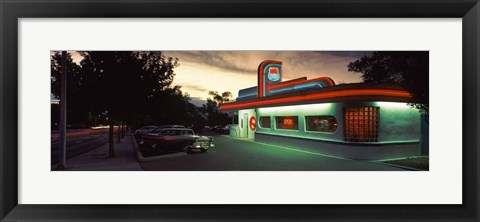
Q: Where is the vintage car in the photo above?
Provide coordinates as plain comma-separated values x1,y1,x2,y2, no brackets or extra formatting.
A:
213,125,230,134
139,128,214,153
134,125,158,139
157,125,185,129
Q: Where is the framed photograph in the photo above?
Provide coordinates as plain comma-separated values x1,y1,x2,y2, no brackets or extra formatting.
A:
1,0,479,221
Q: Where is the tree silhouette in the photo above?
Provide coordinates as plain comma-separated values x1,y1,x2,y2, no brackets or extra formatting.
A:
348,51,429,118
84,51,180,156
51,52,89,128
146,85,206,132
201,91,233,126
51,51,180,157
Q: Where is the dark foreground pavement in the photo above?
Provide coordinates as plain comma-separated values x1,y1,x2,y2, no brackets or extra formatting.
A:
52,131,142,171
140,135,406,171
51,128,109,165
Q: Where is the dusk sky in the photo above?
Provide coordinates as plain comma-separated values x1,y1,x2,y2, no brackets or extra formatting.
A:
67,51,370,106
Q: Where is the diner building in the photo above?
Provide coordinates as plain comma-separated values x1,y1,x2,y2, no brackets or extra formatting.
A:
219,60,426,160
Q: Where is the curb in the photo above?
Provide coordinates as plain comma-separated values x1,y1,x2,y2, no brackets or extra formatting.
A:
130,133,187,163
130,133,144,161
372,161,424,171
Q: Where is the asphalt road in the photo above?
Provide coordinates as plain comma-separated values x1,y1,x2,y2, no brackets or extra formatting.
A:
140,135,406,171
51,128,110,165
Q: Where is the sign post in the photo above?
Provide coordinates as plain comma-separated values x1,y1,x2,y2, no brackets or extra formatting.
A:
57,51,67,169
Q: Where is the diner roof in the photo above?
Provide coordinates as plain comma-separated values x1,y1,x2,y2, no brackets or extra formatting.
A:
219,83,412,111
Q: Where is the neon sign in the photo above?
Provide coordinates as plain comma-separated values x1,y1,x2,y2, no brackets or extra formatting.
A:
258,60,282,97
249,116,256,131
265,64,281,82
283,117,294,127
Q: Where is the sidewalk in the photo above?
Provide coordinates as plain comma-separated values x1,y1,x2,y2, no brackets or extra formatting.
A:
53,132,143,171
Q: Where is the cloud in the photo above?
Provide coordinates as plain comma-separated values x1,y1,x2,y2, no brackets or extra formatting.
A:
179,82,210,94
315,51,372,59
165,51,258,74
164,51,369,84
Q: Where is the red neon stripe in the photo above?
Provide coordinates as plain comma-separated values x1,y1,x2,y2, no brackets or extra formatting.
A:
268,77,335,90
220,89,412,110
266,77,307,90
258,60,282,97
258,64,262,97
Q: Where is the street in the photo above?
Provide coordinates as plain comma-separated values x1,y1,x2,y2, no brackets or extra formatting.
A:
140,135,407,171
51,128,110,165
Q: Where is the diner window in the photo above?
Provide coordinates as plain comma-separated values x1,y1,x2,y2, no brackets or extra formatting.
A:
275,116,298,130
259,116,271,128
305,116,338,133
344,107,379,142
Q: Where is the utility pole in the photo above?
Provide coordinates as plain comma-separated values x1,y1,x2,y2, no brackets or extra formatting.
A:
57,51,67,169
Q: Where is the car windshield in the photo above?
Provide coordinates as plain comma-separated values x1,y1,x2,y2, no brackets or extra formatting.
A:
150,128,162,133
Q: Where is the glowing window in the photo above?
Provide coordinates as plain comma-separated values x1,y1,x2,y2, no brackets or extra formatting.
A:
259,117,271,128
305,116,338,133
344,107,379,142
275,116,298,130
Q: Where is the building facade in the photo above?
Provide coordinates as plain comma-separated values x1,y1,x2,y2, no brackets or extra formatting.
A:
220,60,425,160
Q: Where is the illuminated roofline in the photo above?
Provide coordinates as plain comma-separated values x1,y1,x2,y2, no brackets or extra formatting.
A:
266,77,308,90
267,76,335,90
220,88,412,111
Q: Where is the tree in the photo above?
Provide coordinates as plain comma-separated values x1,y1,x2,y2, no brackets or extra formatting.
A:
347,51,429,119
147,85,206,132
84,51,179,156
51,51,179,157
51,52,89,128
200,91,233,126
208,91,232,104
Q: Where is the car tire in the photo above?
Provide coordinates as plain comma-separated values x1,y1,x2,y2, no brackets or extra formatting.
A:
182,143,191,154
151,143,157,150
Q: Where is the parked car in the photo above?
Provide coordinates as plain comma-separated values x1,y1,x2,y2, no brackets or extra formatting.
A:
134,125,158,139
139,128,214,153
213,125,230,134
158,125,185,129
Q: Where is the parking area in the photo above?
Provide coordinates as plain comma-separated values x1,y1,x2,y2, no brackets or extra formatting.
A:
140,135,407,171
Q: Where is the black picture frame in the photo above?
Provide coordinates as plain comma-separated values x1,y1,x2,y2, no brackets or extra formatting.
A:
1,0,479,221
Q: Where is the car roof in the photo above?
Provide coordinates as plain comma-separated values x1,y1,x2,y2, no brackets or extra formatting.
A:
161,128,192,131
159,125,185,128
